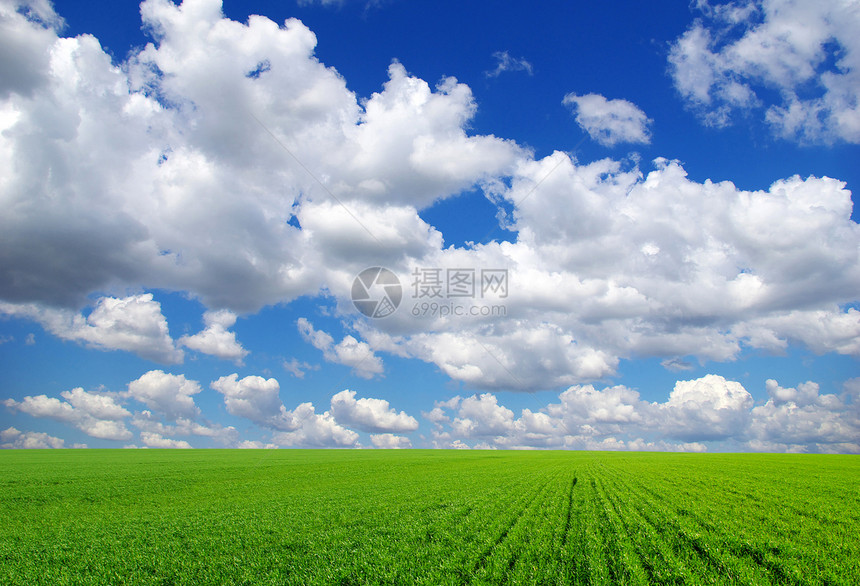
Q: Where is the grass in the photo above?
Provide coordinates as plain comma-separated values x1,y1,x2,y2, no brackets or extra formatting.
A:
0,450,857,584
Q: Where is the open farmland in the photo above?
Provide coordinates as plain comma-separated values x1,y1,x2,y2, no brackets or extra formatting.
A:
0,450,857,585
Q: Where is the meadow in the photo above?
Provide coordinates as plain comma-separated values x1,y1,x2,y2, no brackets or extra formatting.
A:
0,450,857,585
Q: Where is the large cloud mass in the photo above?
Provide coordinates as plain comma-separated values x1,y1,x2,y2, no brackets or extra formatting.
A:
0,0,858,425
426,375,859,453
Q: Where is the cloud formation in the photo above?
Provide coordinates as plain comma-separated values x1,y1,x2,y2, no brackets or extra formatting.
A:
485,51,534,78
2,369,856,452
330,389,419,433
127,370,202,420
669,0,860,143
211,373,296,431
298,318,383,379
0,0,857,454
4,387,132,440
271,402,360,447
370,433,412,449
0,295,183,364
1,426,83,449
563,93,652,146
427,375,859,453
179,309,248,363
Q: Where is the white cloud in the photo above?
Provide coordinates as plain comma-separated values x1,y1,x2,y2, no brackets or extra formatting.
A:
61,387,129,420
553,384,648,425
0,0,62,100
0,0,858,400
451,393,515,437
344,149,850,391
282,357,317,379
396,153,859,390
131,410,237,444
126,370,202,420
0,1,522,317
139,431,192,449
329,389,418,433
747,379,860,450
298,318,383,379
383,324,618,391
208,382,366,448
485,51,533,78
663,374,753,441
236,440,277,449
424,374,859,453
4,387,132,440
210,373,295,431
563,93,652,146
765,378,820,407
0,295,183,364
370,433,412,449
1,426,68,449
272,402,359,447
179,309,248,363
669,0,860,143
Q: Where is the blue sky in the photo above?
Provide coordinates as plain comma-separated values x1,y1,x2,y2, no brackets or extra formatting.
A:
1,0,858,451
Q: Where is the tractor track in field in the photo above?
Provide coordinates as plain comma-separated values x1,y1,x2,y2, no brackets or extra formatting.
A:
561,476,578,549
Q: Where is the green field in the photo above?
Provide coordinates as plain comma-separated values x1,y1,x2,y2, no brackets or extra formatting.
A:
0,450,857,585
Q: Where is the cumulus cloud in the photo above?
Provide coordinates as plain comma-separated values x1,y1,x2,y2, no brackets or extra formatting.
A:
748,379,860,451
4,387,132,440
370,433,412,449
298,318,383,379
1,370,238,447
1,426,71,449
0,295,183,364
126,370,202,420
425,374,859,453
451,393,515,437
0,0,62,100
211,375,363,446
271,402,359,447
485,51,534,78
669,0,860,143
179,309,248,363
210,373,295,431
139,431,192,449
329,389,418,433
236,439,278,449
663,374,753,441
0,0,522,316
131,410,237,444
0,0,858,408
354,150,859,390
563,93,652,146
